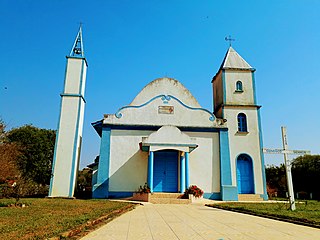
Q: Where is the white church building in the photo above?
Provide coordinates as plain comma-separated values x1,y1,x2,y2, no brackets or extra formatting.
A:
91,48,267,201
49,27,267,201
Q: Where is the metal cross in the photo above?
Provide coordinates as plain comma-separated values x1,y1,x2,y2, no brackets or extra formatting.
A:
225,35,235,46
263,126,310,211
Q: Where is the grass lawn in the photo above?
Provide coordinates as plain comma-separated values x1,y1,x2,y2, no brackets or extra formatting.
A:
207,201,320,228
0,198,135,240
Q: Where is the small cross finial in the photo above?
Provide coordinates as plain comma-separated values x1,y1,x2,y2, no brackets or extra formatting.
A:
225,35,235,46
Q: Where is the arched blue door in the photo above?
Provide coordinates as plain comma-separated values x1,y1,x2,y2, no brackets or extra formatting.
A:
153,150,178,192
237,154,254,194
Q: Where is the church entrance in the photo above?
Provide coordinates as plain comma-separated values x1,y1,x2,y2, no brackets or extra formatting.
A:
237,154,254,194
153,150,178,192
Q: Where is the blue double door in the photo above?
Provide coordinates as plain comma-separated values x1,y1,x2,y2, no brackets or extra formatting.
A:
153,150,178,192
237,154,254,194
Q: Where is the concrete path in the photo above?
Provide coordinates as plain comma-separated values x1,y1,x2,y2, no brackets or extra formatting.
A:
81,204,320,240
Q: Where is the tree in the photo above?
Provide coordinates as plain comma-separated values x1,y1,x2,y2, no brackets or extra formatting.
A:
7,125,56,185
292,155,320,200
75,168,93,199
266,164,287,198
0,119,23,200
0,120,21,181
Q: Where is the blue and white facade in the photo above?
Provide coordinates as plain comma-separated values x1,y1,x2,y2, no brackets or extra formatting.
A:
91,47,268,201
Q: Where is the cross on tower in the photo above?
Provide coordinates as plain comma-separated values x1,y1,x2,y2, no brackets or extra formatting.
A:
225,35,235,46
263,126,311,211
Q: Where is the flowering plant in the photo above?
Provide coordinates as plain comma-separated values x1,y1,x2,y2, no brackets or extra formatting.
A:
137,183,151,194
184,185,204,198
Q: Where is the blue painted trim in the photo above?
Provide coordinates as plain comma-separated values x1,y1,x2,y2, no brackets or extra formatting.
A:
91,121,224,137
252,72,257,105
108,191,134,199
141,143,197,153
93,123,224,136
180,155,186,193
148,151,154,192
235,153,255,194
92,170,97,186
115,94,215,122
222,70,226,118
60,93,86,103
79,59,85,96
221,186,238,201
93,127,111,198
203,192,221,200
185,152,190,189
260,193,268,201
67,56,86,60
219,130,232,186
143,143,198,148
219,130,238,201
257,108,268,200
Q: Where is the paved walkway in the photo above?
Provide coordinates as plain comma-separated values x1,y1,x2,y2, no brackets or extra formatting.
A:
81,204,320,240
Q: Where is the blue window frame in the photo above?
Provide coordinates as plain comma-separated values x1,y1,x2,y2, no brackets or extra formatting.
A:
237,113,247,132
236,81,243,92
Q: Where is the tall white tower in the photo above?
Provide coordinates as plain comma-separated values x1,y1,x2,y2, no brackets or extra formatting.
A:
49,26,88,198
212,47,268,200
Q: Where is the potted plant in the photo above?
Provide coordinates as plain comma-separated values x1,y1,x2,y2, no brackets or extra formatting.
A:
183,185,204,202
132,183,151,202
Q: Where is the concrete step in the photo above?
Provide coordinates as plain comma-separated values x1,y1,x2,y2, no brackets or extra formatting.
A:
150,193,183,199
149,193,191,204
238,194,263,201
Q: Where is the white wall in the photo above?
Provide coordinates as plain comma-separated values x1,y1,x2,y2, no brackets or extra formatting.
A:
108,129,221,194
131,78,201,107
64,59,82,94
224,70,255,105
186,131,220,193
109,130,151,191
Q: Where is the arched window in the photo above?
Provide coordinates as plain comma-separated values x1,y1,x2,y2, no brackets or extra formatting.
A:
237,113,247,132
236,81,243,92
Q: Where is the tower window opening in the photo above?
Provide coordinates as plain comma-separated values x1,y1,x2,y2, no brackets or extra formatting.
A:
236,81,243,92
237,113,247,132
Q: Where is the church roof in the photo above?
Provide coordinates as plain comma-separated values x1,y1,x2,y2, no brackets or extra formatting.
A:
220,46,254,70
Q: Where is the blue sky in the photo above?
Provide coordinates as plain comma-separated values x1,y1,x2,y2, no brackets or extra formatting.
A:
1,1,319,168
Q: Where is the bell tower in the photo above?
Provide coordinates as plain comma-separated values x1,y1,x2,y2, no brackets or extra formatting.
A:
212,47,268,200
49,26,88,198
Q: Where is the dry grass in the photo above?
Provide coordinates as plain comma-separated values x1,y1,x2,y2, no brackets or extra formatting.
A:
0,198,135,239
